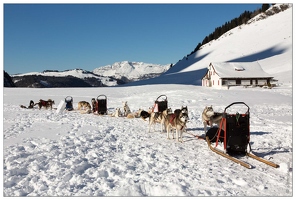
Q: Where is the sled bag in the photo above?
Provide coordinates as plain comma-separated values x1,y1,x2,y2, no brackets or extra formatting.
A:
65,96,73,111
225,114,250,154
96,99,107,114
154,100,167,113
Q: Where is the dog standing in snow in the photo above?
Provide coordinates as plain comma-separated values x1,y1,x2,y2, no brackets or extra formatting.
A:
202,105,224,133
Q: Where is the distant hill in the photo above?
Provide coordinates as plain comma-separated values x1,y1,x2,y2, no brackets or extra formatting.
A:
9,62,170,88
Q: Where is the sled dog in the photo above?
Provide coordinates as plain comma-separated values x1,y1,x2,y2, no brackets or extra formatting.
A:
140,110,150,121
20,100,35,109
78,101,92,114
110,107,122,117
122,101,132,117
174,106,189,132
174,105,188,116
166,112,189,143
148,108,172,133
127,109,143,119
35,99,55,110
202,105,224,133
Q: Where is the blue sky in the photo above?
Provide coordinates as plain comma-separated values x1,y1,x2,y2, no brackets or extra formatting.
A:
4,3,262,75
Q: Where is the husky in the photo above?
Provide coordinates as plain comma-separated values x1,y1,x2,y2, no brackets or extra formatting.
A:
122,101,132,117
174,105,188,116
166,112,189,143
20,100,35,109
140,110,150,121
77,101,92,114
126,109,143,119
35,99,55,110
202,105,224,133
110,107,122,117
174,106,189,132
148,108,172,133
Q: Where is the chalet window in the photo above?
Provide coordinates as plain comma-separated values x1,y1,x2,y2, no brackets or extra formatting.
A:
213,80,214,85
218,80,219,85
236,79,241,85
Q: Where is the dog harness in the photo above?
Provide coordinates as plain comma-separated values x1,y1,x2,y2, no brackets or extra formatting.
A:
169,114,176,124
169,114,185,130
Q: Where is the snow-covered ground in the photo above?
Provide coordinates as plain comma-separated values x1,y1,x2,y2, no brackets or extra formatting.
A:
2,83,293,196
2,4,293,197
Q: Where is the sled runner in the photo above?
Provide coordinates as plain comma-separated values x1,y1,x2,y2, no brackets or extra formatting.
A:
152,94,168,113
205,102,279,169
65,96,74,111
95,95,107,115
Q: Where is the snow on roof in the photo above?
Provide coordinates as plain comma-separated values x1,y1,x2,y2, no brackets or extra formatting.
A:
210,62,273,78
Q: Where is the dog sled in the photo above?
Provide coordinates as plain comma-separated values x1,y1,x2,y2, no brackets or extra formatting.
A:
205,102,279,169
94,95,108,115
152,94,168,113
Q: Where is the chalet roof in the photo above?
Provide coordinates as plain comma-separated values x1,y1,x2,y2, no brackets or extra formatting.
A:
209,62,273,78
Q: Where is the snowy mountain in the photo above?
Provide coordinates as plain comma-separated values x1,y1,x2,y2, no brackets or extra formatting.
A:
93,61,171,82
11,69,120,87
10,62,171,87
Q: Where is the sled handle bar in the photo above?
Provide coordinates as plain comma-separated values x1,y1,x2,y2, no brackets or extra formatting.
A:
97,95,107,100
224,102,249,113
155,94,167,101
65,96,73,101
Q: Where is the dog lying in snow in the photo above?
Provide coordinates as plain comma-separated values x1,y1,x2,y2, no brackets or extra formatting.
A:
110,107,122,117
77,101,92,114
35,99,55,110
20,100,35,109
126,109,143,119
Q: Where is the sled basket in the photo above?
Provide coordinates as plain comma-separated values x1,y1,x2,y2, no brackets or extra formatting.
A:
153,94,168,113
65,96,73,111
215,102,250,155
205,102,280,169
96,95,107,115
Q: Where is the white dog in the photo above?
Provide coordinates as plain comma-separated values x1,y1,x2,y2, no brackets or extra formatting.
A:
122,101,132,117
110,107,122,117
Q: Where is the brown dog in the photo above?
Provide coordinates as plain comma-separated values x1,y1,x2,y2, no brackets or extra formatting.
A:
35,99,55,110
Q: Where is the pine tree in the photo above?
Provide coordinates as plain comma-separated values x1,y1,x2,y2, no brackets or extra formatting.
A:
262,4,270,12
